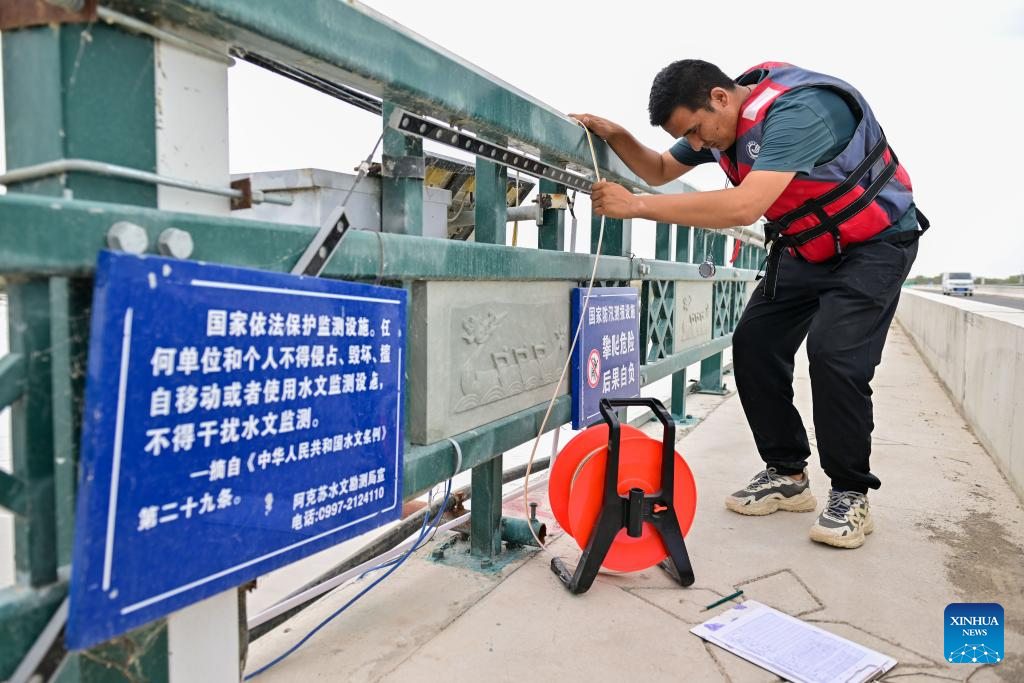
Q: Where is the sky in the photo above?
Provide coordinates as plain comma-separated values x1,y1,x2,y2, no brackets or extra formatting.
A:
226,0,1024,278
0,2,1020,277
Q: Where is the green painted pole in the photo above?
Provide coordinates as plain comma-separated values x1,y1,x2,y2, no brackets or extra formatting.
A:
470,458,503,561
48,278,91,568
7,280,57,587
655,222,671,261
538,177,566,251
381,101,424,236
0,22,169,682
473,157,508,246
592,216,631,256
670,226,694,423
469,154,507,561
676,225,692,264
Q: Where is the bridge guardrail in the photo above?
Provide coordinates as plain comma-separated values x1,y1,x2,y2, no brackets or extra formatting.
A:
0,2,763,678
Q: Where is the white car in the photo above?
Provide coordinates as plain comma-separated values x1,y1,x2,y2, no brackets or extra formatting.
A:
941,272,974,296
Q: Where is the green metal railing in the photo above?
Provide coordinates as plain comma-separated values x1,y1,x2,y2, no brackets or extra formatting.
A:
0,1,763,679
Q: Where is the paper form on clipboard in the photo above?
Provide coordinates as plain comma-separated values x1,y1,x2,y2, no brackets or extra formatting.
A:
691,600,897,683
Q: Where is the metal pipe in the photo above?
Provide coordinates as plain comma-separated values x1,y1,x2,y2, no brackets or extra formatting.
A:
506,204,541,224
448,203,541,231
96,7,235,66
500,516,546,547
0,159,292,206
279,456,551,603
723,224,765,248
248,458,553,637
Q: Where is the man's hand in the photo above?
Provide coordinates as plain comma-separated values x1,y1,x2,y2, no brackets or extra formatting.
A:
591,180,639,219
568,113,623,142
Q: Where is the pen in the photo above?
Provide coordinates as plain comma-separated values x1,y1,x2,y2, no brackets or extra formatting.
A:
703,590,744,611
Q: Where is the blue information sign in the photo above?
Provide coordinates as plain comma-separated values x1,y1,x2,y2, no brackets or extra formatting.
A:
570,287,641,429
68,252,407,649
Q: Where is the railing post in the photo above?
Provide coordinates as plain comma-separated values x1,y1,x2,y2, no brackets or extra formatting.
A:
670,226,697,424
473,156,508,245
698,231,729,395
592,216,632,256
381,101,424,236
48,278,91,569
1,21,174,682
655,222,672,261
538,173,566,251
7,281,57,588
469,153,507,561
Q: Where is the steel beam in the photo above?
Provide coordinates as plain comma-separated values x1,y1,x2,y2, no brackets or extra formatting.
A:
0,353,27,410
0,471,28,518
0,195,759,284
112,0,695,197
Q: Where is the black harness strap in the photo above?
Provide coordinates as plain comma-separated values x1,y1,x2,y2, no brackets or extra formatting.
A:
758,140,913,300
758,225,796,301
788,151,900,249
772,135,890,230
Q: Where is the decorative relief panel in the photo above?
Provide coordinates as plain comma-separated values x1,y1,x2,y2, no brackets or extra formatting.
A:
453,309,566,414
674,281,713,352
409,281,572,444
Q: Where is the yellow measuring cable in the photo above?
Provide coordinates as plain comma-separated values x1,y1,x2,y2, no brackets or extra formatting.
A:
522,120,606,560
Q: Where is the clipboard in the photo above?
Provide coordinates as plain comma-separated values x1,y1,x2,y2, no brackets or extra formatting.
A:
691,600,897,683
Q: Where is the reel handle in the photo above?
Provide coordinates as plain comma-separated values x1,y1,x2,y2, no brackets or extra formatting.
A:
553,398,693,594
599,398,677,500
599,397,676,445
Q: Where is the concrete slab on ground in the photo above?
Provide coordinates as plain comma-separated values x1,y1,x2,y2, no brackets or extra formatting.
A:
247,324,1024,682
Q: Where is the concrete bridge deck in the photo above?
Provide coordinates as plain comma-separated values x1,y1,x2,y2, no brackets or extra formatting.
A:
247,323,1024,682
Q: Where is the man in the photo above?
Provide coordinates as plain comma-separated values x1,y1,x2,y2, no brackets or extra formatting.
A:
572,59,926,549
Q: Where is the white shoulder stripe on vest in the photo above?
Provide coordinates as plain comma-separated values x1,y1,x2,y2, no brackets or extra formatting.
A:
742,86,783,121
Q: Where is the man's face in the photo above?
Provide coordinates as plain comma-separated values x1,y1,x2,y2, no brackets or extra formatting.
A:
661,87,739,152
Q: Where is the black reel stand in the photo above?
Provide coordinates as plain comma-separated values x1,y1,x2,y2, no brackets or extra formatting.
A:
551,397,696,594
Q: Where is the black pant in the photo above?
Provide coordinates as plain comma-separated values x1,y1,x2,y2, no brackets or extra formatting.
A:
732,238,918,494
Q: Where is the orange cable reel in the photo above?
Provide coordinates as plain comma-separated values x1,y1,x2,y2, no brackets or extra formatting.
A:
549,422,698,572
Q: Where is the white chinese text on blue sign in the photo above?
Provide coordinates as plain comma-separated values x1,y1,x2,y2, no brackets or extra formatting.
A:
68,252,406,649
570,287,641,429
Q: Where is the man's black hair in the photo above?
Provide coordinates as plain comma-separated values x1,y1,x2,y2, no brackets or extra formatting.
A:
648,60,736,126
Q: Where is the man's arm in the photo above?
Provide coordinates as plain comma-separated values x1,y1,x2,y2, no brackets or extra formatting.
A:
591,170,796,228
569,113,693,186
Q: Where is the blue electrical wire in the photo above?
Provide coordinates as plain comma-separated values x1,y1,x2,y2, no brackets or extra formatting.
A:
357,482,447,581
244,480,452,680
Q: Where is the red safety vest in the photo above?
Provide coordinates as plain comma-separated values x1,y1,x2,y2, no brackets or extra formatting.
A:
710,63,923,283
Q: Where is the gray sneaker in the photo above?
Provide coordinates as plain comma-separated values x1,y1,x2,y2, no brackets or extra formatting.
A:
725,467,817,516
809,490,875,549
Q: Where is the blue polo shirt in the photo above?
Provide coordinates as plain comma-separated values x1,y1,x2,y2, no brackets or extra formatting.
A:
669,83,917,237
